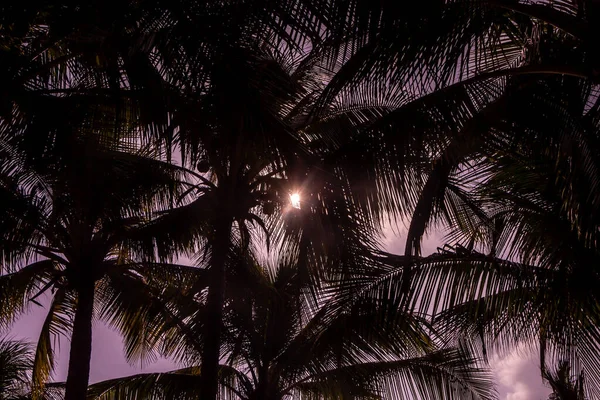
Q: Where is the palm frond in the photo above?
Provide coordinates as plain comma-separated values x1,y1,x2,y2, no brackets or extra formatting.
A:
0,260,55,331
86,365,250,400
31,289,74,399
291,348,495,400
0,338,34,399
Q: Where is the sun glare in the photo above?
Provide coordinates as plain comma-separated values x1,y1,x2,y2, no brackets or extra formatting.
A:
290,193,301,209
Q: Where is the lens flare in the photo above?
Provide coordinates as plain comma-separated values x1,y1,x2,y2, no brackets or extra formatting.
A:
290,193,301,209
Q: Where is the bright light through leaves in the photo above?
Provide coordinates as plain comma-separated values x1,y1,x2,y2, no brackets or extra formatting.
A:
290,193,301,209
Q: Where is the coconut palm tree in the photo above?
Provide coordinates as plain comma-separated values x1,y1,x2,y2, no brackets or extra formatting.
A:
145,43,374,398
144,25,521,396
83,251,496,400
0,103,201,400
426,23,600,395
343,116,600,391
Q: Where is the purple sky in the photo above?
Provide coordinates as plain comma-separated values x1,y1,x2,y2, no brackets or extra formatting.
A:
8,227,551,399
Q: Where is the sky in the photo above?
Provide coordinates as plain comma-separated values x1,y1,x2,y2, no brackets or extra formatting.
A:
492,348,551,400
7,226,551,399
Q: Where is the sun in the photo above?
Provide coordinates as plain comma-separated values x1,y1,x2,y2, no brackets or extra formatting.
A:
290,193,301,209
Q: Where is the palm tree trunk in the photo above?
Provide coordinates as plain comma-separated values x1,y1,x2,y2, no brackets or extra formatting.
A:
200,217,232,400
64,276,95,400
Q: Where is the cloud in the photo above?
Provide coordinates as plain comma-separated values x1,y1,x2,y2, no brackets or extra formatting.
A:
491,347,551,400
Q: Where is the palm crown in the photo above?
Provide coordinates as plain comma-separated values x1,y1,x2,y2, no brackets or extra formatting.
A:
84,253,495,400
0,112,192,398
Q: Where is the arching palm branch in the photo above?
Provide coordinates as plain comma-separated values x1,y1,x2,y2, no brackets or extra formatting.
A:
425,26,600,394
308,0,600,262
320,0,600,95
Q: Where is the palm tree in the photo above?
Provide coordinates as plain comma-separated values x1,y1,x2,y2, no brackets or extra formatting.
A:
149,24,536,394
0,107,199,400
423,26,600,393
84,252,496,400
147,29,483,397
346,188,600,395
343,142,600,393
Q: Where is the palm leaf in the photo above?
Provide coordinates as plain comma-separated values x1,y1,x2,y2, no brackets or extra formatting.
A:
31,289,74,399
